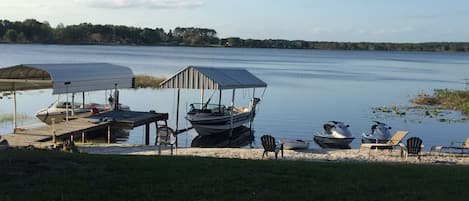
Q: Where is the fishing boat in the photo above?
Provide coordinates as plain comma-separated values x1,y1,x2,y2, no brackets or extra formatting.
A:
313,121,355,149
280,139,310,150
361,121,392,143
185,98,260,136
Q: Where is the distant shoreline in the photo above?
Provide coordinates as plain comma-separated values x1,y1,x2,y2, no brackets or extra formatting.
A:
1,42,469,54
1,19,468,53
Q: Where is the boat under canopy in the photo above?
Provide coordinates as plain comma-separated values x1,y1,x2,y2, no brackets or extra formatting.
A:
0,63,134,130
160,66,267,141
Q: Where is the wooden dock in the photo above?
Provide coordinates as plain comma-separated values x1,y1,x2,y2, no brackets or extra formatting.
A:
1,110,168,147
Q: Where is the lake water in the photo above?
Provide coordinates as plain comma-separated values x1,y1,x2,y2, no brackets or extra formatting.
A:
1,44,469,149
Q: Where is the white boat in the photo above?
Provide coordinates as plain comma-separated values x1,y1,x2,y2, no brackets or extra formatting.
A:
185,98,260,136
313,121,355,149
36,101,129,124
361,121,392,143
280,139,309,150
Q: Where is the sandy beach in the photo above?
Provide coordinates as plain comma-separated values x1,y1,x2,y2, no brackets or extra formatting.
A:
77,144,469,165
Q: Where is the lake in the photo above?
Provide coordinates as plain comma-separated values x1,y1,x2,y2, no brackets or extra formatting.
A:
1,44,469,149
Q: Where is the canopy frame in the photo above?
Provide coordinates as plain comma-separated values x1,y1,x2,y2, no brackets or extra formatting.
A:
0,63,134,132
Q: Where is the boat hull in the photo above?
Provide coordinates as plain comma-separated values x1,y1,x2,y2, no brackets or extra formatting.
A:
313,135,354,149
281,139,309,150
36,104,129,124
186,111,253,136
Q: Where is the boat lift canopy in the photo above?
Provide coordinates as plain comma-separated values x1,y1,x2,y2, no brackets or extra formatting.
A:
159,66,267,142
160,66,267,90
0,63,134,131
0,63,134,94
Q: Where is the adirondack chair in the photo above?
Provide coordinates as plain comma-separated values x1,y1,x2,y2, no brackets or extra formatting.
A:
404,137,423,161
261,135,283,159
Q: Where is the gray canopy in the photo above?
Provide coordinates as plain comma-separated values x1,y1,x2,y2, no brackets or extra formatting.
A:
160,66,267,90
0,63,134,94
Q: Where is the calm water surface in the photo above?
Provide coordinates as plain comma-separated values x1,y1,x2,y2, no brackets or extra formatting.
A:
1,44,469,149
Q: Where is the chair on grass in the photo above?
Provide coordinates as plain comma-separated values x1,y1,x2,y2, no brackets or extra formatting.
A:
360,131,408,157
261,135,283,160
403,137,423,161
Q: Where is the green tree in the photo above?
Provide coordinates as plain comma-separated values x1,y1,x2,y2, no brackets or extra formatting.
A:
3,29,18,42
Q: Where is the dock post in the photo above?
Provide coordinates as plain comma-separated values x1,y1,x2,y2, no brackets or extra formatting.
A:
145,122,150,145
51,118,56,145
81,131,86,143
107,126,111,144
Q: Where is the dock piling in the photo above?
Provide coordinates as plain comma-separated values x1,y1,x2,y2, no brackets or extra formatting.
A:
81,131,86,143
107,126,111,144
145,122,150,145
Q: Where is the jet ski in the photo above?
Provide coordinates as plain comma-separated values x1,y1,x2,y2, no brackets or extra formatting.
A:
361,121,392,144
313,121,354,149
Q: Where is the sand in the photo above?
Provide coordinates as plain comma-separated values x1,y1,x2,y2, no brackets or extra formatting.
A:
78,144,469,165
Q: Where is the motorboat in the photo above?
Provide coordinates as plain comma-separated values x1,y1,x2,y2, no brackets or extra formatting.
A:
185,98,260,136
36,100,129,124
280,139,310,150
361,121,392,143
313,121,355,149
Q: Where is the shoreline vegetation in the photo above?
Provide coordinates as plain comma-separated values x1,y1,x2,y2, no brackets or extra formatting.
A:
372,89,469,123
1,148,469,201
1,19,469,52
134,75,166,89
411,89,469,115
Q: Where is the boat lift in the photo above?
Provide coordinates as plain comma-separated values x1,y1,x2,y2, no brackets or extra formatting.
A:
160,66,267,147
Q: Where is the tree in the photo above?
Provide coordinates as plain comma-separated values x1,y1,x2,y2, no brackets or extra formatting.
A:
3,29,18,42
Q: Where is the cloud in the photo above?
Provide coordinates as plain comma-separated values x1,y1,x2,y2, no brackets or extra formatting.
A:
76,0,205,9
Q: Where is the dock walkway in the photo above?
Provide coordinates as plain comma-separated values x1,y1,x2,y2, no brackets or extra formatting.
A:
1,110,168,147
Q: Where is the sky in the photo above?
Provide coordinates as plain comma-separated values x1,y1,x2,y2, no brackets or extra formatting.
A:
1,0,469,42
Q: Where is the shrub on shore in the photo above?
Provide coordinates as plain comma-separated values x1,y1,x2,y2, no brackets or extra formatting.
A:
134,75,166,89
411,89,469,115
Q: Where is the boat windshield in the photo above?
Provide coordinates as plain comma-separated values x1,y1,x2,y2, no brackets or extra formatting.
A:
189,103,227,113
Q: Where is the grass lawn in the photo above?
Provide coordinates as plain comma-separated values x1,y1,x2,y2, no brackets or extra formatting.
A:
1,149,469,201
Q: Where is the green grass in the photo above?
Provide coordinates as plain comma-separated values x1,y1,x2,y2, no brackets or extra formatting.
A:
134,75,166,89
1,149,469,201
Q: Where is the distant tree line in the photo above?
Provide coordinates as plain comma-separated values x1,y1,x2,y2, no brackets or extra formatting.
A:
1,19,469,52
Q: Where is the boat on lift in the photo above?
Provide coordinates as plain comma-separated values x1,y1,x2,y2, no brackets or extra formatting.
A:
36,97,129,124
185,98,261,136
313,121,355,149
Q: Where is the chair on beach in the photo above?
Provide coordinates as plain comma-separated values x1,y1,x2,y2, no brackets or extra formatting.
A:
403,137,423,161
261,135,283,160
360,131,408,157
156,125,175,156
431,137,469,156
